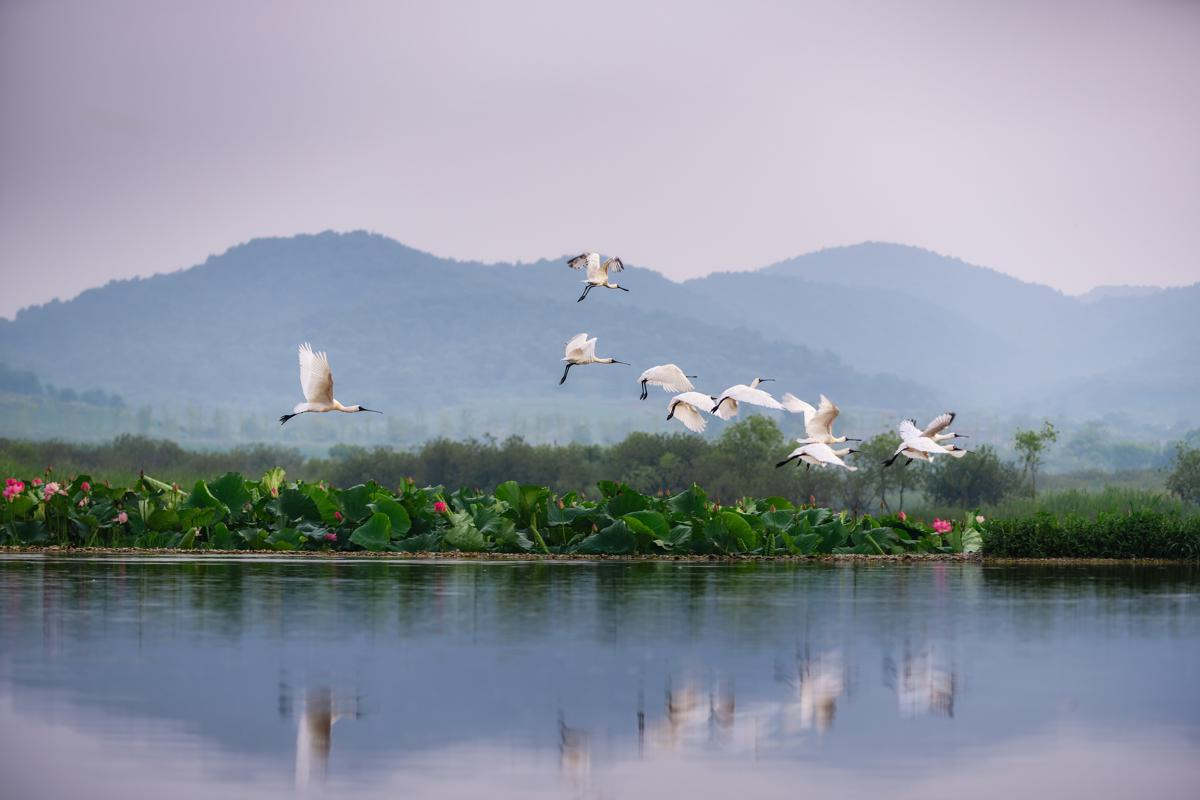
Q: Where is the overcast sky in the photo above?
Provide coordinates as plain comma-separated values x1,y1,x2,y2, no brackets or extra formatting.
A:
1,0,1197,317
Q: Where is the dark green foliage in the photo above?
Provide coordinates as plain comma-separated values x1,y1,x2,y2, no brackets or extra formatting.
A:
923,445,1022,507
1,467,980,556
1166,444,1200,505
982,512,1200,559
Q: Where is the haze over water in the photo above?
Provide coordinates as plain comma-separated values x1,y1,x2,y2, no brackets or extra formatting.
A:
1,556,1197,799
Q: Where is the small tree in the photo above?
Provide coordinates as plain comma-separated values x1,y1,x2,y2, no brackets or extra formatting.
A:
1166,443,1200,505
857,432,901,511
1014,420,1057,498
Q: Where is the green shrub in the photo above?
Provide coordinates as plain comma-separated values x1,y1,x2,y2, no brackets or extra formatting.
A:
982,511,1200,559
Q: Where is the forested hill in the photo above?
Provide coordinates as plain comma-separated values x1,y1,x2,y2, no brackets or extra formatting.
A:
0,232,1195,449
0,232,925,445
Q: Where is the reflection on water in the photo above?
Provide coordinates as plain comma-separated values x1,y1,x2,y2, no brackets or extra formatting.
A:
0,557,1198,799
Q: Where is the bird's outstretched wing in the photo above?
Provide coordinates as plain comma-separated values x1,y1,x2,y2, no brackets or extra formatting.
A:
921,411,956,438
298,343,333,404
640,364,694,394
582,337,598,360
897,419,923,441
564,332,590,360
602,256,624,274
669,394,709,433
906,436,951,455
566,253,592,270
781,392,816,416
724,384,784,410
807,394,839,439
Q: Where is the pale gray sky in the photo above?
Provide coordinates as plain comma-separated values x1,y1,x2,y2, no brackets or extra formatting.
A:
1,0,1198,317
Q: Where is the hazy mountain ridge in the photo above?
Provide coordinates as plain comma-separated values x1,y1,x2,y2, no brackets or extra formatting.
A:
0,232,1195,448
0,233,931,446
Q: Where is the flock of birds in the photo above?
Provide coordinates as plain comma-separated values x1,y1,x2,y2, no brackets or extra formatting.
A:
278,251,970,471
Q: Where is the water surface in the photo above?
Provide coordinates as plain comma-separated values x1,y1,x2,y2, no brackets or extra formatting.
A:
1,556,1197,799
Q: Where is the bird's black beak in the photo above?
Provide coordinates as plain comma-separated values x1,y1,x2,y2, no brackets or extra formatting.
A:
613,360,630,365
686,375,698,378
847,438,862,442
957,434,970,438
759,377,775,383
360,407,382,414
847,449,859,455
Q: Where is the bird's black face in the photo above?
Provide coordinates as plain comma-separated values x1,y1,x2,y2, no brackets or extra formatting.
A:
758,377,775,383
358,406,382,414
847,449,860,455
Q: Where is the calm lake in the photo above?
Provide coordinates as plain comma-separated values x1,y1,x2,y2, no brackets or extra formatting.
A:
1,556,1197,799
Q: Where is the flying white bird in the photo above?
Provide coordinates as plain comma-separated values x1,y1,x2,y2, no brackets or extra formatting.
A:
883,418,953,466
782,393,862,445
711,378,783,419
559,332,629,384
638,364,697,400
279,343,381,425
666,391,715,433
568,252,628,302
918,412,970,444
776,442,860,471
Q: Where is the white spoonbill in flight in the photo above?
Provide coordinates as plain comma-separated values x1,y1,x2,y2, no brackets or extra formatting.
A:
666,391,716,433
782,393,862,444
559,333,629,384
882,418,953,466
568,252,628,302
638,364,697,400
917,411,969,457
776,442,859,471
711,378,783,419
279,343,381,425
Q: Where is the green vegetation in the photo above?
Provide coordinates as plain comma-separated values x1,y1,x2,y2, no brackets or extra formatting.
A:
1014,420,1058,497
1166,443,1200,504
1,469,985,556
983,512,1200,559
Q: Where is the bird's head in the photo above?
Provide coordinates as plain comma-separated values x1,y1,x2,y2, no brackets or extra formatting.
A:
354,405,382,414
753,377,775,387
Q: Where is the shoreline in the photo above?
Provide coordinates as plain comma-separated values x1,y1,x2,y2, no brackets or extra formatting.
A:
1,546,1194,565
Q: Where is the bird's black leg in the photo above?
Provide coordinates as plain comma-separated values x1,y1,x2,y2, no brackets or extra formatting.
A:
903,458,912,467
279,413,296,426
577,285,593,302
559,363,573,385
640,380,648,400
805,462,810,472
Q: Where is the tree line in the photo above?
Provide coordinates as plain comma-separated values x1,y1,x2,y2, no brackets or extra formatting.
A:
4,418,1198,513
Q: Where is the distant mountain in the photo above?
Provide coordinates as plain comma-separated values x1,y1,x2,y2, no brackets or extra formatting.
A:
0,233,928,446
0,233,1194,449
1075,285,1164,304
679,243,1199,419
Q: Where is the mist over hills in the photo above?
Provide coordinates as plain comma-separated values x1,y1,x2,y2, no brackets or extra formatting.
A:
0,231,1195,450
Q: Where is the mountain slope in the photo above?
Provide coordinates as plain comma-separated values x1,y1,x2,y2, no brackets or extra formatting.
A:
0,232,930,445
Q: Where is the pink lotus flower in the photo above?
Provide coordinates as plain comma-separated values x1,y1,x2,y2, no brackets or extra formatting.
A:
323,532,337,542
5,477,17,487
116,511,128,524
43,482,62,500
897,511,907,521
3,481,24,501
433,501,448,513
32,478,43,487
333,511,344,522
270,487,279,497
932,518,953,534
80,481,91,493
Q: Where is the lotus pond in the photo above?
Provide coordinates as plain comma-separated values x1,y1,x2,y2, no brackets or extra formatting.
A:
1,556,1198,799
3,470,985,555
